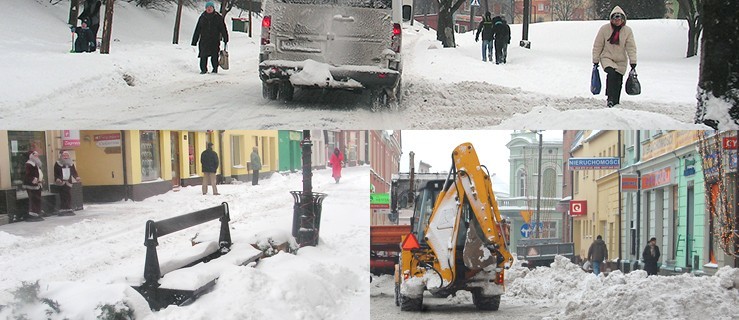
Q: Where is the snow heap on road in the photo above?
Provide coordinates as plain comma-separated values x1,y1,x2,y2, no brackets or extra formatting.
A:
506,256,739,319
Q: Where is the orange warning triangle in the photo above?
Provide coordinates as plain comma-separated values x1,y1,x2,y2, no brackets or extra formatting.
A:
401,233,421,250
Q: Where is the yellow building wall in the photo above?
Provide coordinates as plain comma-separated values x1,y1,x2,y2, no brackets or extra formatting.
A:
0,131,11,189
573,130,620,259
221,130,279,177
76,130,125,186
597,172,620,258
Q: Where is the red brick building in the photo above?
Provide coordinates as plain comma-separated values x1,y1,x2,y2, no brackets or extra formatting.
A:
370,131,402,193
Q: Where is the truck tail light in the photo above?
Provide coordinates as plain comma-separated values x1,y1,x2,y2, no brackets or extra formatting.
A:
391,23,401,53
261,16,272,45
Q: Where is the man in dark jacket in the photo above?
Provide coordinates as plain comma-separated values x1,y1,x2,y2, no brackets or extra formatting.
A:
23,151,45,222
642,237,661,276
492,16,511,64
78,0,101,49
72,20,95,53
475,12,495,62
587,235,608,275
200,142,220,195
192,1,229,74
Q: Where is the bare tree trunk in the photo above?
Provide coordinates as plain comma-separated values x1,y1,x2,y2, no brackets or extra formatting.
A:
678,0,702,58
69,0,79,26
100,0,114,54
695,0,739,128
173,0,184,44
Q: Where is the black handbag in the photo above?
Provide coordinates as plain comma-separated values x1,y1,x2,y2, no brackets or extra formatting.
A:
626,68,641,95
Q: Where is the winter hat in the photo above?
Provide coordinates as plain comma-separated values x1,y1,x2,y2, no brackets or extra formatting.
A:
207,142,214,147
205,1,215,9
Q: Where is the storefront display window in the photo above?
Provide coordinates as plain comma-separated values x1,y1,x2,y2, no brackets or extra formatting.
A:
188,132,196,175
140,131,161,182
7,131,47,193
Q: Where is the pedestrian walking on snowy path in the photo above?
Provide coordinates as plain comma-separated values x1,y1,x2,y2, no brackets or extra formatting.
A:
329,148,344,183
201,142,220,195
492,16,511,64
642,237,661,276
592,6,637,108
192,1,229,74
250,147,262,186
587,235,608,275
78,0,101,48
475,12,495,62
23,151,45,222
54,150,80,216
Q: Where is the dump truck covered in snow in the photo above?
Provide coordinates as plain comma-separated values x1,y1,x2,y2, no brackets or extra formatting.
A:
394,143,513,311
259,0,404,107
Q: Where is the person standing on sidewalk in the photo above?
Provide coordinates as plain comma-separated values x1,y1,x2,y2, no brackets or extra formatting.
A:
200,142,220,195
587,235,608,275
642,237,661,276
250,147,262,186
23,151,45,222
54,150,80,216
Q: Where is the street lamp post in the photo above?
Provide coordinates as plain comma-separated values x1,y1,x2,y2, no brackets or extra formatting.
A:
535,131,543,238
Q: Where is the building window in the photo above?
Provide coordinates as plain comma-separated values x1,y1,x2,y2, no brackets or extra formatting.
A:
188,132,196,175
8,131,47,192
140,131,161,182
518,170,527,197
543,168,556,197
232,135,243,167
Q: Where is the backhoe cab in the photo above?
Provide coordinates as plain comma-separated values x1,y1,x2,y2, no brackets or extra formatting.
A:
394,143,512,311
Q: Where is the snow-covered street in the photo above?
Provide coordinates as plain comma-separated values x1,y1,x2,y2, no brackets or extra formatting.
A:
0,165,369,320
371,256,739,319
0,1,708,129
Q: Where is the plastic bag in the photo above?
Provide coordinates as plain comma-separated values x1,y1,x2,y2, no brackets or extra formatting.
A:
219,45,229,70
626,68,641,95
590,65,601,95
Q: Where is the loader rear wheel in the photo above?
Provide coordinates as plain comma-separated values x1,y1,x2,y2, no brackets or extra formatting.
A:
399,293,423,311
394,281,400,306
472,290,500,311
430,291,451,298
262,82,278,100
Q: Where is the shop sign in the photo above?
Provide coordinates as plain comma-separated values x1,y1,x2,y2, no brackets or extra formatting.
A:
703,152,720,178
641,167,672,190
568,157,620,170
641,131,700,162
569,200,587,216
370,193,390,209
724,137,737,150
730,153,737,170
684,158,697,176
621,174,639,191
62,130,80,147
289,131,302,141
94,133,122,148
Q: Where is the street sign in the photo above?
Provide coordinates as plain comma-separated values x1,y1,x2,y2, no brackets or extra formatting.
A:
569,157,620,170
570,200,587,216
520,223,532,238
621,175,638,191
470,0,480,6
370,193,390,209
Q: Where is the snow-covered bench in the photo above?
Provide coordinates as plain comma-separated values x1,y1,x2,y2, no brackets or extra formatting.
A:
133,202,263,310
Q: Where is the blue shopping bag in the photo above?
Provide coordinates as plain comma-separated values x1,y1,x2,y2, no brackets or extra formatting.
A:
590,65,601,95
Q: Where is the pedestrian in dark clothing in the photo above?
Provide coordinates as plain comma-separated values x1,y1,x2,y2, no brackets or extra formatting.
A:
200,142,220,195
192,1,229,74
72,21,96,53
23,151,44,222
78,0,101,48
250,147,262,185
642,237,661,276
54,151,80,216
587,235,608,275
592,6,637,108
475,12,495,62
492,16,511,64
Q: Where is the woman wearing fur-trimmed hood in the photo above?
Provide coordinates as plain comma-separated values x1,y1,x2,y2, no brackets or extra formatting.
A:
592,6,637,108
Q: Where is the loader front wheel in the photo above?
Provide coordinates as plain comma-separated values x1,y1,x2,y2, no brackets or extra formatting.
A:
471,290,500,311
394,281,400,306
399,293,423,311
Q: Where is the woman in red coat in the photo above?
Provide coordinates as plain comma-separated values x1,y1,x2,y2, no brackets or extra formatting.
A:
329,148,344,183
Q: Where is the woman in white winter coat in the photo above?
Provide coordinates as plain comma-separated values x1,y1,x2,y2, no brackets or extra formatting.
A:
592,6,637,108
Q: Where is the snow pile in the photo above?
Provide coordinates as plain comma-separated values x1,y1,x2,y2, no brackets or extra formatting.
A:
698,90,739,129
0,231,23,249
505,256,739,319
400,276,425,298
248,229,299,255
370,274,395,297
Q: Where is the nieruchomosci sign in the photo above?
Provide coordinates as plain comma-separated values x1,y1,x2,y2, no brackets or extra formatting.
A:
568,157,620,170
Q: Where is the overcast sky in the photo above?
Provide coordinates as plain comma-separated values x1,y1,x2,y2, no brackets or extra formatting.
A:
398,130,563,193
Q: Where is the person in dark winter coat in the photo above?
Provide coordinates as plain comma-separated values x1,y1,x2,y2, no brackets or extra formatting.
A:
592,6,637,108
54,151,80,216
642,237,661,276
492,16,511,64
200,142,220,195
78,0,102,45
23,151,45,222
587,235,608,275
250,147,262,186
72,21,96,53
475,12,495,62
329,148,344,183
192,1,229,74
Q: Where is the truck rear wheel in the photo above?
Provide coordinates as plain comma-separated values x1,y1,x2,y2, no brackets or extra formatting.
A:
280,82,294,101
471,290,501,311
370,88,389,111
399,293,423,311
262,82,278,100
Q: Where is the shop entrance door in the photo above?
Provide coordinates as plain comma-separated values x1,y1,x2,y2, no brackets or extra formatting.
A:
171,132,181,188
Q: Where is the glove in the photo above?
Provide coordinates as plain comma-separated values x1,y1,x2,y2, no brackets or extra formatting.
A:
475,38,479,42
594,63,599,68
630,63,637,69
191,42,197,46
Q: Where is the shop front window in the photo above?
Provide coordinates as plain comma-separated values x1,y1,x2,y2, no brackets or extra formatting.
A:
140,131,161,182
7,131,47,193
188,132,196,175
